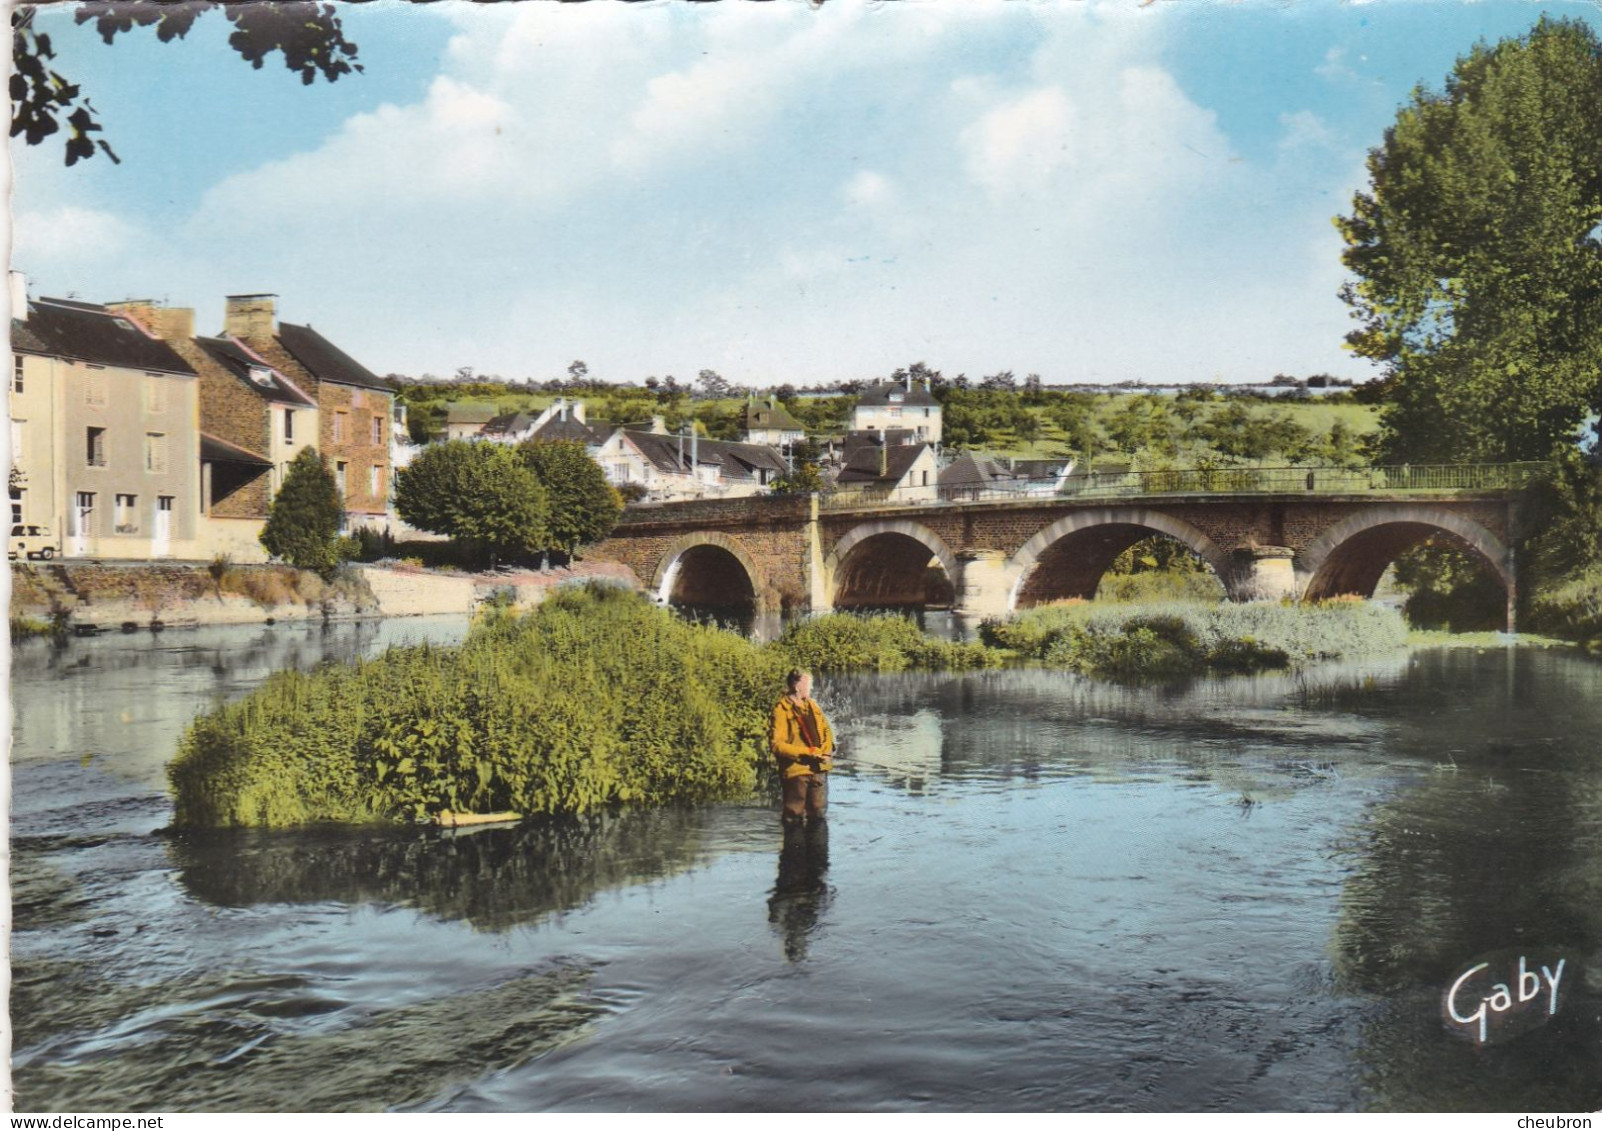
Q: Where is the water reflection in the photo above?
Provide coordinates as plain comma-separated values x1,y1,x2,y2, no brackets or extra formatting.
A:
169,807,723,933
767,820,831,962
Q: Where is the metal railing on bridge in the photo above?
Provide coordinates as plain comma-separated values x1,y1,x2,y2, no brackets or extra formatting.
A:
815,462,1551,511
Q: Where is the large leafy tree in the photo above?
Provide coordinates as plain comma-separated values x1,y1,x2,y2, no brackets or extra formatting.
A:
395,441,548,569
1336,17,1602,463
12,1,361,165
260,446,344,575
516,439,622,560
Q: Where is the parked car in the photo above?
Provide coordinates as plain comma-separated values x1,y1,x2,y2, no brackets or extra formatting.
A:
10,524,59,560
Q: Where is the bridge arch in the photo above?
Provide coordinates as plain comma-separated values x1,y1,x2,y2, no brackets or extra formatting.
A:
652,532,767,611
1008,507,1233,610
1298,505,1513,603
826,520,960,609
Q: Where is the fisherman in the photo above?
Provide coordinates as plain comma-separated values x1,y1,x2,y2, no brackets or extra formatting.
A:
770,668,834,825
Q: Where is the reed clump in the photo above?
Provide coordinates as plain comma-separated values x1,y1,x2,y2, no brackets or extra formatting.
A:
776,612,999,673
981,599,1408,679
170,584,787,828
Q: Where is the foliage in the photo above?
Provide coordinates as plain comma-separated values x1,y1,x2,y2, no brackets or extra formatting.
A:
260,447,346,576
1336,17,1602,463
1391,541,1506,632
170,585,789,828
13,1,361,166
394,441,548,568
1096,535,1226,603
982,600,1408,679
775,613,998,674
517,439,622,558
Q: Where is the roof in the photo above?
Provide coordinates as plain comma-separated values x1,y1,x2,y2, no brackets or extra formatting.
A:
938,452,1015,488
191,336,317,406
743,399,805,432
854,381,939,408
618,430,787,479
14,298,194,375
200,432,273,467
530,415,600,445
482,411,539,436
446,402,498,424
275,321,388,392
836,442,932,485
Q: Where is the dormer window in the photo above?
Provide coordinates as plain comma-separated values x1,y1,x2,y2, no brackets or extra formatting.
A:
889,392,904,403
249,366,274,388
112,318,134,331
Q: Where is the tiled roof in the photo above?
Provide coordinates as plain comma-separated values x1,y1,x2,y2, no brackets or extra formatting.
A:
16,298,194,375
837,442,930,484
530,416,599,445
854,381,938,408
276,322,388,392
200,432,273,467
190,336,317,407
483,412,539,435
619,430,787,479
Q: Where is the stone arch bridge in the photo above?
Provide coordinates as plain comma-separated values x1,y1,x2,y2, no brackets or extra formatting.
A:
588,481,1534,629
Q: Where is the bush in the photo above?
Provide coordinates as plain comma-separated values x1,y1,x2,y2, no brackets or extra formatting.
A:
170,585,788,828
777,613,998,674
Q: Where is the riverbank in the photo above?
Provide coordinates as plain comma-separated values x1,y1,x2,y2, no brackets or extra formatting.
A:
8,558,640,635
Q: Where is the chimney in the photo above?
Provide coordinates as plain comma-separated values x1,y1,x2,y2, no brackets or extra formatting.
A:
572,401,585,424
651,415,667,435
224,293,278,340
107,300,195,341
8,271,27,322
557,396,568,422
905,371,912,392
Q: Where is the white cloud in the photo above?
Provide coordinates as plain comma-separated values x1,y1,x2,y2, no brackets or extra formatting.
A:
12,206,146,265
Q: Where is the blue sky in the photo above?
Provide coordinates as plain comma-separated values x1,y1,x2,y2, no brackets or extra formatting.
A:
9,0,1598,387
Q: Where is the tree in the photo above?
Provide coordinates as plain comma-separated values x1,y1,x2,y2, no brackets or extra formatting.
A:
260,447,345,575
1336,18,1602,463
394,441,547,569
13,1,361,166
567,360,589,383
695,368,732,400
517,439,622,559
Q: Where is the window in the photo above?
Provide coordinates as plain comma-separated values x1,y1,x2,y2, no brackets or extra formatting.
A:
11,486,24,526
248,366,274,388
369,464,383,496
371,415,383,445
144,378,167,413
333,411,347,442
86,427,107,467
336,460,348,497
115,493,138,534
283,409,295,443
12,354,22,394
84,372,107,407
74,491,95,536
144,432,168,474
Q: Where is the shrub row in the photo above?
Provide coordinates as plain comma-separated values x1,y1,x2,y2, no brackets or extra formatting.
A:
981,599,1409,679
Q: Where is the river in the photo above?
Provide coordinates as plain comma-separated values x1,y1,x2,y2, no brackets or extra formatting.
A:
8,619,1601,1112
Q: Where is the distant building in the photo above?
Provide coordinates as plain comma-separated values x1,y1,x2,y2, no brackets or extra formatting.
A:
444,402,496,440
852,379,941,443
595,423,788,500
743,396,806,447
834,440,939,503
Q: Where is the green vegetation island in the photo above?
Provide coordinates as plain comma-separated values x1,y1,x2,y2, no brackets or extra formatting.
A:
172,583,1488,830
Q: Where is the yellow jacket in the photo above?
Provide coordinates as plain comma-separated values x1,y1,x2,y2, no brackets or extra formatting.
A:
770,695,834,779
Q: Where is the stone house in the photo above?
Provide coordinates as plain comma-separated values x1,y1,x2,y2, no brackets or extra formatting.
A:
834,440,940,503
218,295,394,533
9,290,202,559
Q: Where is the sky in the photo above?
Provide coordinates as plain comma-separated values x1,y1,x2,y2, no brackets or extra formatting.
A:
8,0,1601,388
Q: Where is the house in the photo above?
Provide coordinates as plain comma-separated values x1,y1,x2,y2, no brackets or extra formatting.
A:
444,401,496,440
834,440,939,503
482,397,599,448
939,453,1076,501
851,378,942,442
743,396,806,447
9,285,202,559
215,295,394,533
595,423,789,500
